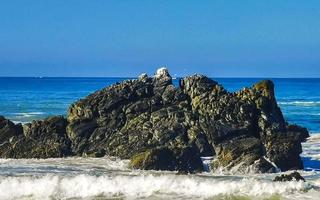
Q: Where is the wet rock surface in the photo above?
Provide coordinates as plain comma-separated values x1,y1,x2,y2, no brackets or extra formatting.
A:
273,171,306,182
0,68,309,173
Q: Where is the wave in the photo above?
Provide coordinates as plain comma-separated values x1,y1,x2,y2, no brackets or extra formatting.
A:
0,157,318,200
278,101,320,106
0,157,130,174
13,112,45,117
302,134,320,162
285,112,320,116
11,120,25,124
0,174,313,200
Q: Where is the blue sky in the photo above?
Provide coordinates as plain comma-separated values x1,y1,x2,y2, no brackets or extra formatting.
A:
0,0,319,77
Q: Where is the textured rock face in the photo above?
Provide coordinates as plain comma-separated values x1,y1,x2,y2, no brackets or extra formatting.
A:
66,69,206,173
129,146,203,173
0,68,309,173
273,171,306,182
0,116,71,158
65,69,309,172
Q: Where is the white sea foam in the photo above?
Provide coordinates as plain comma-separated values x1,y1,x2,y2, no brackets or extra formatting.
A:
278,101,320,106
201,156,213,172
13,112,45,118
11,120,25,124
0,136,318,200
14,112,45,115
0,157,130,174
0,157,318,200
302,134,320,161
0,173,313,200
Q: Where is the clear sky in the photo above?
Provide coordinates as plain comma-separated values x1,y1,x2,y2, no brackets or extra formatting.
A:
0,0,319,77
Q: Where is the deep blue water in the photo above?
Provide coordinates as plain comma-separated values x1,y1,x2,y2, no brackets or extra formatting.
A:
1,77,320,133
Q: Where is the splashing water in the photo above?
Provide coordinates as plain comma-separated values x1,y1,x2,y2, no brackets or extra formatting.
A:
0,156,318,200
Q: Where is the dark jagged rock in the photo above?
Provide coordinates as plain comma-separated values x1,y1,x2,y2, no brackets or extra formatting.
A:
0,68,309,173
0,116,71,158
0,116,23,156
273,172,306,182
0,116,23,141
129,146,203,173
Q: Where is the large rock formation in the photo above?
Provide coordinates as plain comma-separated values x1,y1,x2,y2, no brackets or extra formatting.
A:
0,68,309,173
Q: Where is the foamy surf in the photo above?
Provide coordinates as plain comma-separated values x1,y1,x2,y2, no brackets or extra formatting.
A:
302,134,320,161
0,157,319,200
13,112,46,118
0,135,319,200
0,173,314,200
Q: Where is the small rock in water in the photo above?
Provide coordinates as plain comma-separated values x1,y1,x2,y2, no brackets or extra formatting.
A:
273,171,306,182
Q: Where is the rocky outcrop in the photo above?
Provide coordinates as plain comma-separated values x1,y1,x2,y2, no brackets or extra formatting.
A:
0,68,309,173
0,116,71,158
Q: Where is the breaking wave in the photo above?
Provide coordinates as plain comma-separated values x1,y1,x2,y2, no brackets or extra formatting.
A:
302,134,320,161
13,112,46,118
278,101,320,106
0,157,318,200
0,174,314,200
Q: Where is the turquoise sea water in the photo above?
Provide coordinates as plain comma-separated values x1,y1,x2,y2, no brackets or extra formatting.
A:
0,77,320,200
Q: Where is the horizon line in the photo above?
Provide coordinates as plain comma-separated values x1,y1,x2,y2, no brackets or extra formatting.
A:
0,76,320,79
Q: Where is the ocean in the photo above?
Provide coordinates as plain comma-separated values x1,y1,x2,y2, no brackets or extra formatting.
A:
0,77,320,200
